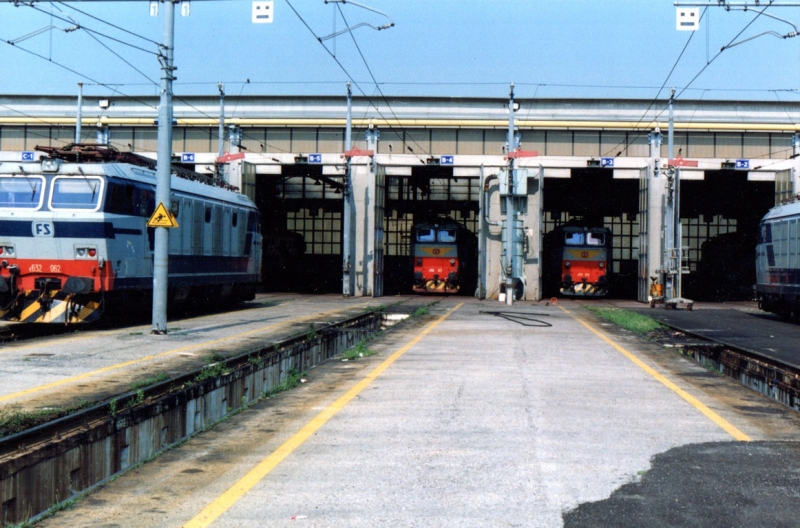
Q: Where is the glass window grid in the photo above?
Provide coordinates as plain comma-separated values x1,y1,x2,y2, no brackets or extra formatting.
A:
682,215,738,272
286,209,341,255
0,126,793,160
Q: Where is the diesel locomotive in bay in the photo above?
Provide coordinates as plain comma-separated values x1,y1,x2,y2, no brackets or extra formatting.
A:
410,218,476,294
0,144,262,324
545,225,612,297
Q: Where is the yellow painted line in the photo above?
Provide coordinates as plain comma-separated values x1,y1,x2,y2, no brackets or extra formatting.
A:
0,305,371,404
183,303,463,528
558,305,750,442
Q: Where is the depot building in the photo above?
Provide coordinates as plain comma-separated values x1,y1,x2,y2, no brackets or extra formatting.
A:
0,94,795,302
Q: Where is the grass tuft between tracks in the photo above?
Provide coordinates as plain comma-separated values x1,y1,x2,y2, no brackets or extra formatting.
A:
584,306,665,335
341,340,379,361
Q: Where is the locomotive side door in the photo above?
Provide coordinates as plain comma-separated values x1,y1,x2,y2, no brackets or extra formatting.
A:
372,165,386,297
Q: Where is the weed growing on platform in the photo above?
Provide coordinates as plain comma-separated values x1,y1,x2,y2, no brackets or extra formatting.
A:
342,340,378,360
0,399,95,437
195,362,230,383
585,306,664,335
412,306,429,317
129,372,170,392
263,367,304,398
209,351,226,363
247,354,264,368
0,407,55,437
306,324,318,341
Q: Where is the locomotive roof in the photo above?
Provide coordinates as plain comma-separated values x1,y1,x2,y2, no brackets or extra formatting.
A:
558,226,611,232
761,201,800,222
412,219,466,229
0,146,255,208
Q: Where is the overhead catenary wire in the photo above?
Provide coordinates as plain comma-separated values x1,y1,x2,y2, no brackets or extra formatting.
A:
53,0,161,46
22,1,159,56
286,0,429,162
334,2,429,158
601,8,706,158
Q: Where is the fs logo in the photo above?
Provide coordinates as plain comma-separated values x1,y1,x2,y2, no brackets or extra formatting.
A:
32,221,54,237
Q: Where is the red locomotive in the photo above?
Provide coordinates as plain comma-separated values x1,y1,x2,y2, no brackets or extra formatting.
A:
547,226,612,297
411,219,476,294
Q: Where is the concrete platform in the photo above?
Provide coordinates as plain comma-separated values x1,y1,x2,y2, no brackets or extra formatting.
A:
0,293,403,413
36,297,800,527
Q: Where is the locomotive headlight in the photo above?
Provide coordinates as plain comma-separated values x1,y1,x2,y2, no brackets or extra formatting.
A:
5,247,12,256
77,248,87,257
88,248,97,257
449,259,456,266
599,262,605,268
565,261,571,268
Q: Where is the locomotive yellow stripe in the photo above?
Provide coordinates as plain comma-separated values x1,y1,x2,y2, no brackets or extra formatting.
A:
418,247,456,256
564,248,604,259
559,305,751,442
75,300,101,322
18,292,58,323
37,301,68,324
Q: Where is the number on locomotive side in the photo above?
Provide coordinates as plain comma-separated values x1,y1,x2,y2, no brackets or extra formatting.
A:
49,264,61,273
29,264,42,272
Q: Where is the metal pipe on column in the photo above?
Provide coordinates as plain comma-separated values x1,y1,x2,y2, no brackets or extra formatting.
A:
504,83,516,306
75,83,83,144
218,82,225,158
343,82,353,297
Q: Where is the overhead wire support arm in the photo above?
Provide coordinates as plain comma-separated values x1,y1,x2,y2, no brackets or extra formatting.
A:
319,0,394,41
675,1,800,6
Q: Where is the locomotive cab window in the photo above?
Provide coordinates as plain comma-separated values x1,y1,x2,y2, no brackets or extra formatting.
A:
587,232,605,246
416,228,435,242
51,177,103,210
0,176,45,209
564,232,585,245
437,229,456,243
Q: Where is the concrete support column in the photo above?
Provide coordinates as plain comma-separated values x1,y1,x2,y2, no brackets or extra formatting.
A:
483,171,503,300
645,131,668,303
351,163,375,297
523,171,543,301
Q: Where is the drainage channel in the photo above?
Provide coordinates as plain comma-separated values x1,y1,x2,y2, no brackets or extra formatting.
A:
658,328,800,413
0,310,404,526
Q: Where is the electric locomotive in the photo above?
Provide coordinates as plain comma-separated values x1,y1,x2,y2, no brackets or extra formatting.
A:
410,218,475,294
545,225,612,297
756,200,800,319
0,144,262,324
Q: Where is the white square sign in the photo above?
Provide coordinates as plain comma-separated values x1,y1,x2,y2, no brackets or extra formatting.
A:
253,1,274,24
676,8,699,31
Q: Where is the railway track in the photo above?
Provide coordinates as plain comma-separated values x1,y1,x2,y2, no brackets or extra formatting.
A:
621,304,800,413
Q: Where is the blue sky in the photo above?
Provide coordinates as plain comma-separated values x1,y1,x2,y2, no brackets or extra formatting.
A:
1,0,799,103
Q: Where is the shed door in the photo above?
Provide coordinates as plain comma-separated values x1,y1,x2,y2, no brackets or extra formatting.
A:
373,165,386,297
637,167,650,302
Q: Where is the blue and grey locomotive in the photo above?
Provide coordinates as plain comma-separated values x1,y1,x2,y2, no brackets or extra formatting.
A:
756,200,800,319
0,144,262,323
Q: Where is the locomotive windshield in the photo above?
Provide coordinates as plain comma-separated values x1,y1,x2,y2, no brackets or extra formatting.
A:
587,232,605,246
51,177,103,210
416,228,435,242
437,229,456,243
564,232,584,245
0,176,45,209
